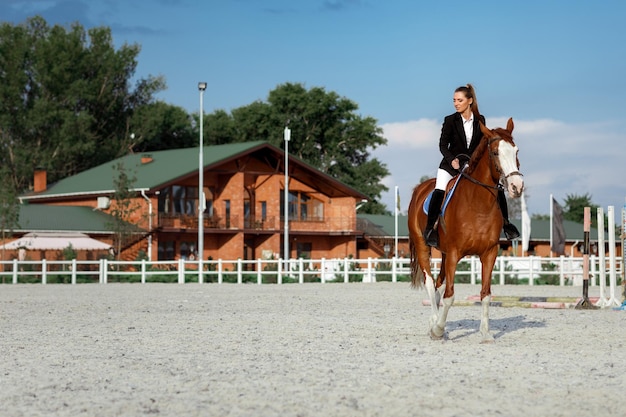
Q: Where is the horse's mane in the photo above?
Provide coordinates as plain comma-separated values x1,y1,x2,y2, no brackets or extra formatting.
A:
466,134,490,175
466,127,512,175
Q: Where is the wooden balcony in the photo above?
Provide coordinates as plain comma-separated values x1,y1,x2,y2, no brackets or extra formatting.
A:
158,214,356,233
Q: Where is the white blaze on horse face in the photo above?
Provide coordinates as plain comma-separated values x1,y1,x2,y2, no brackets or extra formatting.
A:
498,141,524,198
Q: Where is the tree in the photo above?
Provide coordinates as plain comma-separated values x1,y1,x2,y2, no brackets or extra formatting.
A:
563,193,598,224
199,83,390,214
108,161,142,261
0,166,20,268
0,16,165,193
129,102,195,152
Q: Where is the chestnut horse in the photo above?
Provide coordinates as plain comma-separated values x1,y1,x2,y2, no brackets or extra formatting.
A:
408,118,523,343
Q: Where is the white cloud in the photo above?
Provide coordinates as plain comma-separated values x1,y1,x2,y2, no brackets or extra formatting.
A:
381,119,440,148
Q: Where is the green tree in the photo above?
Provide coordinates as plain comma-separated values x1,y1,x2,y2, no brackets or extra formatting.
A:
108,161,142,261
199,83,390,214
202,109,238,145
0,166,20,267
129,102,195,152
0,16,164,193
563,193,598,224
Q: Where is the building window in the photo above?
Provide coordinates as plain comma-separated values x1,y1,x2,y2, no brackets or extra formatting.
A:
225,200,231,228
180,241,197,260
158,241,176,260
296,242,312,259
260,201,267,221
158,185,199,215
281,191,323,221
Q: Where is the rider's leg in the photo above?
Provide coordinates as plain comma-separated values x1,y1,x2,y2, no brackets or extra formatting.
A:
425,190,444,247
498,188,520,240
425,169,451,247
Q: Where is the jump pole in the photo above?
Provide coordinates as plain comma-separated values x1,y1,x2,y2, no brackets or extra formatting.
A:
594,207,609,307
575,207,599,309
606,206,621,307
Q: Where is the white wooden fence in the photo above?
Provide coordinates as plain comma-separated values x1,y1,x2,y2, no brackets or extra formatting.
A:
0,255,622,287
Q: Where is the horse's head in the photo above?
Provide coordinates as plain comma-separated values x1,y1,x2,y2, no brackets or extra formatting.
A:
479,118,524,198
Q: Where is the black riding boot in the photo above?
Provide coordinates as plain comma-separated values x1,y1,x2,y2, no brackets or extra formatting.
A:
498,188,520,240
424,189,444,247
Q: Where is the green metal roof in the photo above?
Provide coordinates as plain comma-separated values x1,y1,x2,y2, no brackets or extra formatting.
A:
12,204,119,234
358,214,409,237
357,215,599,242
22,141,268,199
21,140,368,201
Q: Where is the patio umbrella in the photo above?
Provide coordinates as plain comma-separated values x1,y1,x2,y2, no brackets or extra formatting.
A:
0,232,111,251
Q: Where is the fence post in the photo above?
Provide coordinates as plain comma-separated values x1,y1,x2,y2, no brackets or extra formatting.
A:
141,259,146,284
177,258,185,284
257,259,262,285
12,259,18,284
366,257,374,283
392,256,397,283
41,259,47,285
237,259,243,284
277,259,283,285
344,258,349,283
498,257,505,285
299,258,304,284
470,256,477,285
71,259,77,285
103,258,109,284
218,259,223,284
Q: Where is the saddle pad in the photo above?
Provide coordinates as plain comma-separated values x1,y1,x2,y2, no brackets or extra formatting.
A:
422,174,463,216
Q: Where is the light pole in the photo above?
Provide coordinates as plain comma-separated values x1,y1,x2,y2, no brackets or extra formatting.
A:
284,126,291,263
198,82,207,282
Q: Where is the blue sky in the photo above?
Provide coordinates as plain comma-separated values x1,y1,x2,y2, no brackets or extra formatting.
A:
2,0,626,221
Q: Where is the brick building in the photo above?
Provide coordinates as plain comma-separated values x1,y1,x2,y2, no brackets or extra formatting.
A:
15,141,375,261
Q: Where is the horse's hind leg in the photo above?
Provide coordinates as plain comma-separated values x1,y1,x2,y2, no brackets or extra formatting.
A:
423,266,440,333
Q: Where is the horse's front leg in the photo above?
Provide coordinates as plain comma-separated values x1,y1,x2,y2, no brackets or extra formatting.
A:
479,295,494,343
430,256,456,340
479,248,498,344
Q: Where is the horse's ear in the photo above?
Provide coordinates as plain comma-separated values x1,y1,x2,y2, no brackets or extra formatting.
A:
479,121,491,136
506,118,514,133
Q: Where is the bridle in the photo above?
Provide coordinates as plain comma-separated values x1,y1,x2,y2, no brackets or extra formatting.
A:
460,135,523,192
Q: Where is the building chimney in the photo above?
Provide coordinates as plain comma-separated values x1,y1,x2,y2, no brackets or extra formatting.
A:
141,154,153,164
34,169,47,193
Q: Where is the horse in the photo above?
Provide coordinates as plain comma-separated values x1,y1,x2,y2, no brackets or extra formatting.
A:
407,118,523,343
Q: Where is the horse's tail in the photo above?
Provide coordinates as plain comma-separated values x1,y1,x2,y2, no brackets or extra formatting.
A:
408,183,430,289
409,239,425,289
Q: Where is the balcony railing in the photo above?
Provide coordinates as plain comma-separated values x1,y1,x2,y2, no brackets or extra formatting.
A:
158,214,356,232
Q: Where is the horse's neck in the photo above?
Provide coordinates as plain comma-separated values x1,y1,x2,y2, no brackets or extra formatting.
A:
471,153,499,186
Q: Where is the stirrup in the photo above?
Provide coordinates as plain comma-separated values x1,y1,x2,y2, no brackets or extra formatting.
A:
425,228,439,247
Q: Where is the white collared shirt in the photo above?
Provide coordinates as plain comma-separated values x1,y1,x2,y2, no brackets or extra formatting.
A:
462,113,474,147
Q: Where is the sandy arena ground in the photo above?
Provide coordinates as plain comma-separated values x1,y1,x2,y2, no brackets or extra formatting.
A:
1,282,625,417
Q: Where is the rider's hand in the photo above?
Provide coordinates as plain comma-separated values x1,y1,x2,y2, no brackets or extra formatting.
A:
451,158,460,170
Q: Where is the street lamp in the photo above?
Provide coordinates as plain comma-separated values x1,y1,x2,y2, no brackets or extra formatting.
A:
284,126,291,263
198,82,207,282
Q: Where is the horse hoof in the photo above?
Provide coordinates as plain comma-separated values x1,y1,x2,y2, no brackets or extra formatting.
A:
430,327,444,340
480,334,495,344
